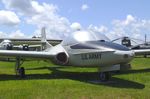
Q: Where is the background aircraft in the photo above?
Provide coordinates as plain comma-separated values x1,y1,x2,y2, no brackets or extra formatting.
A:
111,36,150,49
0,38,61,46
0,28,47,61
0,39,42,51
0,28,61,51
0,39,13,50
112,36,150,57
0,30,149,82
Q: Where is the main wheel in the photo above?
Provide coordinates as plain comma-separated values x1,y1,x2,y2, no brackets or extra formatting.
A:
144,54,147,58
99,72,111,82
19,67,25,78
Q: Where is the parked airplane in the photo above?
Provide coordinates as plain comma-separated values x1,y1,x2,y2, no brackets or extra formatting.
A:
0,30,149,81
0,28,49,51
0,38,61,46
0,37,42,51
112,37,142,47
112,37,150,57
0,39,13,50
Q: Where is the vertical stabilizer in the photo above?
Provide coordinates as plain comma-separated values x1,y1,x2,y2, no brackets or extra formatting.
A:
41,27,52,50
41,27,46,43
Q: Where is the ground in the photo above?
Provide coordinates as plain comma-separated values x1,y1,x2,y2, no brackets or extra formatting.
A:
0,58,150,99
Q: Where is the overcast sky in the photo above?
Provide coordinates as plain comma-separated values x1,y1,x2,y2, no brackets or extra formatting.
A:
0,0,150,41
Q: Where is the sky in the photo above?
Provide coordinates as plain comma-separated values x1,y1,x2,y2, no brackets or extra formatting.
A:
0,0,150,41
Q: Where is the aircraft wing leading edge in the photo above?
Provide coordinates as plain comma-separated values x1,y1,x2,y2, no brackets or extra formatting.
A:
132,49,150,55
0,50,54,59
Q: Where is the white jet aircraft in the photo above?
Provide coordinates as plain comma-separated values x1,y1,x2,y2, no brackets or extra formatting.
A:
0,30,149,81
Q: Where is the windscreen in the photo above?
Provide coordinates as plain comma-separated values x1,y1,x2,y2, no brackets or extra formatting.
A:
62,30,110,46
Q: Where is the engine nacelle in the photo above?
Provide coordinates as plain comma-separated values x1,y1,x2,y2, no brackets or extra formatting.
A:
55,52,68,65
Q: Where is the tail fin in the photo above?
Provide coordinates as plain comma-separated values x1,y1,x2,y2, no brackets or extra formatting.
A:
41,27,46,43
41,27,52,50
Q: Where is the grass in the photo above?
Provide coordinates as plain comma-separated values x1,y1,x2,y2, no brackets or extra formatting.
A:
0,58,150,99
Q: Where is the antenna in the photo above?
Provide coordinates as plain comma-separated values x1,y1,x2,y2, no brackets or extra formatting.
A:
145,34,147,43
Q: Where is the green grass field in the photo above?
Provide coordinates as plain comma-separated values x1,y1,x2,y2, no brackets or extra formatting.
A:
0,58,150,99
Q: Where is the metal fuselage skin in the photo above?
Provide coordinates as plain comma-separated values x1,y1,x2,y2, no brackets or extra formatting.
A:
52,40,135,67
0,39,135,68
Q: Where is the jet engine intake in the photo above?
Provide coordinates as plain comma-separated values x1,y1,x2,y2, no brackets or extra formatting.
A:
55,52,68,65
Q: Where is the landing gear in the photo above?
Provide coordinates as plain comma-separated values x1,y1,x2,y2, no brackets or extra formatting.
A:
99,72,111,82
18,67,25,78
98,65,120,82
144,54,147,58
15,57,25,78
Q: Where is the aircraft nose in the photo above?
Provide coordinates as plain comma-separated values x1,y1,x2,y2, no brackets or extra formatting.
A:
123,51,135,59
115,50,135,63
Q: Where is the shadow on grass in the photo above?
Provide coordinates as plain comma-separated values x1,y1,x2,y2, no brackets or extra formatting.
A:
116,68,150,75
0,66,145,89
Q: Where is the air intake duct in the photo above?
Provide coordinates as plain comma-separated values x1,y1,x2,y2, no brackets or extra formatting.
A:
55,52,68,65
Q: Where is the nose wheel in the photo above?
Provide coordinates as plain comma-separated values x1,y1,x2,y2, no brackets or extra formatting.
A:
99,72,111,82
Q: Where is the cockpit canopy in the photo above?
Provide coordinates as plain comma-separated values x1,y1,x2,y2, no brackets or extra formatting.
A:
62,30,110,46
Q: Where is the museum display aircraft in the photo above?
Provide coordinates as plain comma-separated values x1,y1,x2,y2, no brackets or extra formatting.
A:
0,39,41,51
0,28,55,51
0,30,150,81
0,39,13,50
0,38,61,46
112,36,150,57
0,28,62,50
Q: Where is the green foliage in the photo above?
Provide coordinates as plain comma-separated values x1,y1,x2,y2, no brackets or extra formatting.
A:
0,58,150,99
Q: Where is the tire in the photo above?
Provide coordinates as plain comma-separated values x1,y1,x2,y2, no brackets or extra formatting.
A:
99,72,111,82
19,67,25,78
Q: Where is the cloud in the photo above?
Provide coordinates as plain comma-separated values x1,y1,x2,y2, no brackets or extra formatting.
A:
0,30,27,38
113,14,136,26
70,22,82,31
88,25,108,33
27,1,71,39
2,0,71,39
1,1,150,42
0,31,7,37
0,10,20,26
85,15,150,42
81,4,89,11
124,15,136,25
8,30,26,38
2,0,36,16
106,15,150,41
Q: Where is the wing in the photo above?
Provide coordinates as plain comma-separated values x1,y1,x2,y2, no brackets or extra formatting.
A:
132,49,150,55
13,45,41,48
0,50,54,59
29,45,41,48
